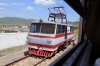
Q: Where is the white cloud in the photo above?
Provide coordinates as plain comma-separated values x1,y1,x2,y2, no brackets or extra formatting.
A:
12,3,25,6
26,6,33,10
34,0,56,6
0,7,4,10
0,3,9,6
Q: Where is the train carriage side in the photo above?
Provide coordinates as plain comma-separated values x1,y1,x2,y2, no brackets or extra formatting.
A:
55,24,74,52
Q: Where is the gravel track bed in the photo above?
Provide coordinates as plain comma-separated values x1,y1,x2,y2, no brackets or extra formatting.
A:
9,36,78,66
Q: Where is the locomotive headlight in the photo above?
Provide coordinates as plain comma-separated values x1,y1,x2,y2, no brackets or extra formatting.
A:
47,39,52,44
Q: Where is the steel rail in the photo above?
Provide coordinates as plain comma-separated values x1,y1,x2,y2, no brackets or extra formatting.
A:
5,56,29,66
34,57,47,66
5,35,78,66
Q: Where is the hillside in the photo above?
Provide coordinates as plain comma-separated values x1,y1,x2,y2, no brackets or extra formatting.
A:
0,17,79,30
0,17,37,26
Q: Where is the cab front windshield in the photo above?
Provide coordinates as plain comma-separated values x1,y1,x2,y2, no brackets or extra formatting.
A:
30,23,55,34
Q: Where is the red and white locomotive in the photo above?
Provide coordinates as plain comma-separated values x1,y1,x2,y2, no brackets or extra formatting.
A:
27,6,74,57
27,21,74,57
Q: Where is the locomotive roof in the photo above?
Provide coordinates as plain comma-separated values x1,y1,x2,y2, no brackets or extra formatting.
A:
32,21,73,26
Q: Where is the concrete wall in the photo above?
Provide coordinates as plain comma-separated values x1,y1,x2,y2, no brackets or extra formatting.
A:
0,33,28,50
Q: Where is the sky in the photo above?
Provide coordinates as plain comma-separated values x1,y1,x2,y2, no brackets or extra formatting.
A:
0,0,79,22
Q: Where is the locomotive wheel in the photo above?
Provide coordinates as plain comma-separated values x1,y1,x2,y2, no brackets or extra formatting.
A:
68,41,71,45
52,50,58,57
54,50,58,54
58,46,64,52
57,47,61,53
62,45,65,51
28,52,32,56
64,42,68,47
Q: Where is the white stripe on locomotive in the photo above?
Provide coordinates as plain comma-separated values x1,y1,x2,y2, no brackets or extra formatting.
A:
28,33,74,51
28,34,74,45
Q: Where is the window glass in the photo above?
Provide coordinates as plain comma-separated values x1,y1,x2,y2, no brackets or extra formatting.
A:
30,23,55,34
41,23,55,34
30,23,40,33
56,25,61,34
70,26,74,32
61,25,65,33
56,25,66,34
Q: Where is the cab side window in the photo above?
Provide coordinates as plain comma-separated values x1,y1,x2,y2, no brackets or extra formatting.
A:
61,25,65,33
56,25,66,34
70,26,74,32
56,25,61,34
30,24,36,32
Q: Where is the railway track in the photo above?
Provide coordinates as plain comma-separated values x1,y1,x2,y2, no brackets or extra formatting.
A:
5,35,78,66
5,56,29,66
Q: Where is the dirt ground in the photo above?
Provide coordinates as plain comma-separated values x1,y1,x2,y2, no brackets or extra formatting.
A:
0,44,28,58
9,35,78,66
10,44,73,66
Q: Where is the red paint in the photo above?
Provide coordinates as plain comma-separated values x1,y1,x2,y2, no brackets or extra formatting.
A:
55,32,74,38
29,34,54,38
29,32,74,38
29,48,54,57
28,38,73,49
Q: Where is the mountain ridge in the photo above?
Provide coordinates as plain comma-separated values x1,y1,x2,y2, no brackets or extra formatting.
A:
0,17,37,26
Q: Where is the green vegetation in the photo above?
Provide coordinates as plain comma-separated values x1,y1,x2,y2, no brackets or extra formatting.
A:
0,44,28,58
0,17,37,26
0,17,79,34
74,26,79,30
74,26,79,34
5,30,17,33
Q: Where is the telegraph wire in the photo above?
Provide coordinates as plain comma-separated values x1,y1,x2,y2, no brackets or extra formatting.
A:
54,0,79,20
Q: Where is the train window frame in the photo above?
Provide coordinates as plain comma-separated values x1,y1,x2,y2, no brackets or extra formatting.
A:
41,23,55,34
30,24,38,33
61,25,66,33
70,26,74,32
30,23,56,34
56,25,66,34
56,25,61,34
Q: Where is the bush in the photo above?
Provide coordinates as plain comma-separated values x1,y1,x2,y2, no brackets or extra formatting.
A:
74,26,79,30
